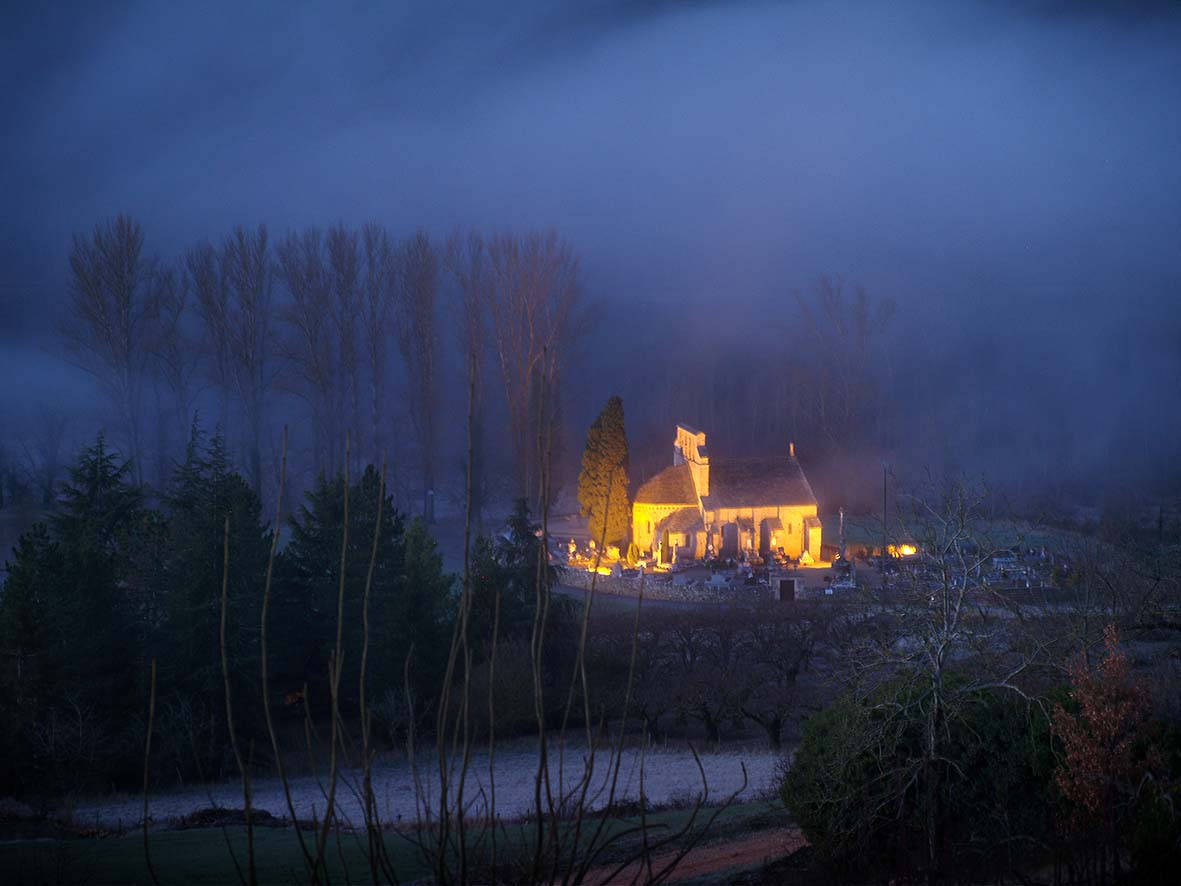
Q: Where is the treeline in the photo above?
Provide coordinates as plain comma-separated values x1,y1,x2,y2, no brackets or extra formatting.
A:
0,214,912,523
0,215,584,523
4,214,1178,516
0,431,579,798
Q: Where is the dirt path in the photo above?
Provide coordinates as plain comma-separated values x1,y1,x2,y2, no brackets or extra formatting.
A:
585,826,806,884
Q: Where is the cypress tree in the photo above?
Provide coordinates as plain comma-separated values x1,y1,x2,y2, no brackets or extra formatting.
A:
577,395,631,548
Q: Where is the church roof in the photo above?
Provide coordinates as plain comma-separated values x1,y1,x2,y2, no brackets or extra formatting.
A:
635,463,697,505
701,456,818,510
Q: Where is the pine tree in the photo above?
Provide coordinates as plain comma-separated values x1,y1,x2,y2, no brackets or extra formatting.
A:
393,519,454,699
151,427,272,775
278,466,453,716
162,430,270,691
0,524,57,792
470,498,559,648
49,435,145,713
0,434,147,791
577,395,630,548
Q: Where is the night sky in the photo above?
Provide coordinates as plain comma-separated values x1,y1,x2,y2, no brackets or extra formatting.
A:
2,0,1180,499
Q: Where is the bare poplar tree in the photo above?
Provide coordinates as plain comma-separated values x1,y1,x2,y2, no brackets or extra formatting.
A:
360,223,397,468
446,229,490,532
186,241,232,433
485,229,581,502
0,442,11,510
327,224,362,474
192,225,275,493
276,228,337,475
395,230,440,521
147,262,201,480
17,406,70,506
64,213,158,481
795,275,896,454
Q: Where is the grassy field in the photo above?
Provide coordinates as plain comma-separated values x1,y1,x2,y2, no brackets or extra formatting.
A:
1,825,429,885
0,801,789,884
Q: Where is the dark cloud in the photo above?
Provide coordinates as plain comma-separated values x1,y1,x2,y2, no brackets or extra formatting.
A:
1019,0,1181,26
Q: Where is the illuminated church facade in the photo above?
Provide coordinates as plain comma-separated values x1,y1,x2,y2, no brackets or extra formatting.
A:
632,424,822,563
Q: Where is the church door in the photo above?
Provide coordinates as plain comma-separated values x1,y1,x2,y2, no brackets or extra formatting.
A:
720,522,739,558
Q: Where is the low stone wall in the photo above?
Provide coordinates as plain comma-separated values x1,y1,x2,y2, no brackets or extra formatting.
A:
560,567,774,604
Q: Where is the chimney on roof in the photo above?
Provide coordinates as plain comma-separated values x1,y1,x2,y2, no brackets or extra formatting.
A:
789,441,796,458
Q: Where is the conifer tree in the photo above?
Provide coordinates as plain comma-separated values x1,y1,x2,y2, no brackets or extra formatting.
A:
577,395,630,548
0,434,146,791
0,524,56,792
278,466,453,715
394,518,454,698
48,434,145,711
470,498,559,647
153,426,271,773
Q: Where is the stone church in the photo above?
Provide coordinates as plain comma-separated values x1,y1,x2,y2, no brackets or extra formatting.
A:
632,424,822,563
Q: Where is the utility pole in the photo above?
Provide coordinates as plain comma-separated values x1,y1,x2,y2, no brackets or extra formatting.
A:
838,507,846,561
881,461,889,582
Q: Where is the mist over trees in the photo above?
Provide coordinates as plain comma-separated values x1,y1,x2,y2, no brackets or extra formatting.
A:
3,0,1179,539
7,218,594,523
62,215,158,485
394,230,440,520
623,275,902,507
4,218,591,529
1,212,903,524
1,208,1176,540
